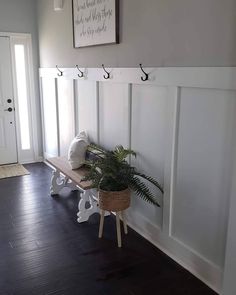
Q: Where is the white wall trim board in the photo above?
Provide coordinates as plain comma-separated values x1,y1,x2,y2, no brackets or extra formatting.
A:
40,67,236,90
128,83,132,155
73,79,79,135
162,86,177,235
39,77,46,159
95,81,100,144
39,66,236,294
222,118,236,295
25,34,39,162
54,78,60,156
168,86,181,236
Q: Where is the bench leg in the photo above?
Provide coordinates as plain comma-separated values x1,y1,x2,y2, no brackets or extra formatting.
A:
50,171,104,223
50,169,79,196
65,178,78,191
77,189,100,223
50,169,65,195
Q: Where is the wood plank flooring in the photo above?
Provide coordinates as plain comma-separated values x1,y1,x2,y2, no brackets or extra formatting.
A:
0,163,217,295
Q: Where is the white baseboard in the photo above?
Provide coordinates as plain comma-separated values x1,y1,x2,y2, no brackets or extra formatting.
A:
125,209,221,294
20,156,44,164
35,156,44,162
43,152,58,160
43,159,54,169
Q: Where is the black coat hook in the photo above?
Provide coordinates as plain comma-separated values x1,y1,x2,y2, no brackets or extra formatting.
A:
76,65,84,78
139,64,149,81
102,64,110,79
56,65,63,77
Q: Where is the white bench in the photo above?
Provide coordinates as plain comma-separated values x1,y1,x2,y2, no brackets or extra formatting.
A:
47,156,105,223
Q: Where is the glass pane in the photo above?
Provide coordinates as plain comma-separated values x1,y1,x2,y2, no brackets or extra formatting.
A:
14,44,31,150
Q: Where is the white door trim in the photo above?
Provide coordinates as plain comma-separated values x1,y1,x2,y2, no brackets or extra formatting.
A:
0,32,39,163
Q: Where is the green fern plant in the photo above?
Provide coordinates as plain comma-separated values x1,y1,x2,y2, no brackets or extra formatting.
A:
83,144,163,206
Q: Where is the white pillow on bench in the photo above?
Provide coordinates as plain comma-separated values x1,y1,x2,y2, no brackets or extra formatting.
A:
68,131,89,169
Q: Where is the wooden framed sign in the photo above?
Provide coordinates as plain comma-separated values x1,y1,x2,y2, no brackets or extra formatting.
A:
72,0,119,48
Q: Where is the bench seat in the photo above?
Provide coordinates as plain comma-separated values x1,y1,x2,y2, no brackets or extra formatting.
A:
47,156,92,190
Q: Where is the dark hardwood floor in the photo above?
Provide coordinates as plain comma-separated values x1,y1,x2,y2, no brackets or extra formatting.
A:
0,163,217,295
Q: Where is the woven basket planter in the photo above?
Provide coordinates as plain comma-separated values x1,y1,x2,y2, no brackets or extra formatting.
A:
98,188,131,212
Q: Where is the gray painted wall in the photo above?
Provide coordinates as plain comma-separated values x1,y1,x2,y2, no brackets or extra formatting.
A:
0,0,42,157
37,0,236,68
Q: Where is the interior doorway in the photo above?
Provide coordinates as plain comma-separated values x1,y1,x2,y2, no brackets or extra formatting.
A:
0,33,38,164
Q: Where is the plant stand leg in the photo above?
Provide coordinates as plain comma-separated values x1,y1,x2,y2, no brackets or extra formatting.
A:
98,210,105,238
116,212,122,248
121,211,128,234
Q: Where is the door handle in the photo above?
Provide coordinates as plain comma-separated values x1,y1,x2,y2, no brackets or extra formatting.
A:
4,107,13,112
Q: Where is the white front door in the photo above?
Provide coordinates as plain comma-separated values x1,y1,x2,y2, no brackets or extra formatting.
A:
0,37,17,164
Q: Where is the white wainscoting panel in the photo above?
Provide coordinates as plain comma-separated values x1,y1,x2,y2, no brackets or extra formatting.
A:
41,78,58,158
76,80,98,142
39,67,236,293
172,88,236,267
99,82,130,149
57,78,75,156
130,84,167,228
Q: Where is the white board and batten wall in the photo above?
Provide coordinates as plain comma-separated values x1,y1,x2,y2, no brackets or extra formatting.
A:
39,66,236,294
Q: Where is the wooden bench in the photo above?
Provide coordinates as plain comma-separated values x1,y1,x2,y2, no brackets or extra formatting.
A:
47,156,103,223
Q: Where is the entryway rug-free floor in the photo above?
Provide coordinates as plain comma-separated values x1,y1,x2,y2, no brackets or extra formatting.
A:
0,164,29,179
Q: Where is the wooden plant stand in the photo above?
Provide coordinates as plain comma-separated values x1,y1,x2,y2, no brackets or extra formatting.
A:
98,189,130,247
99,209,128,248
